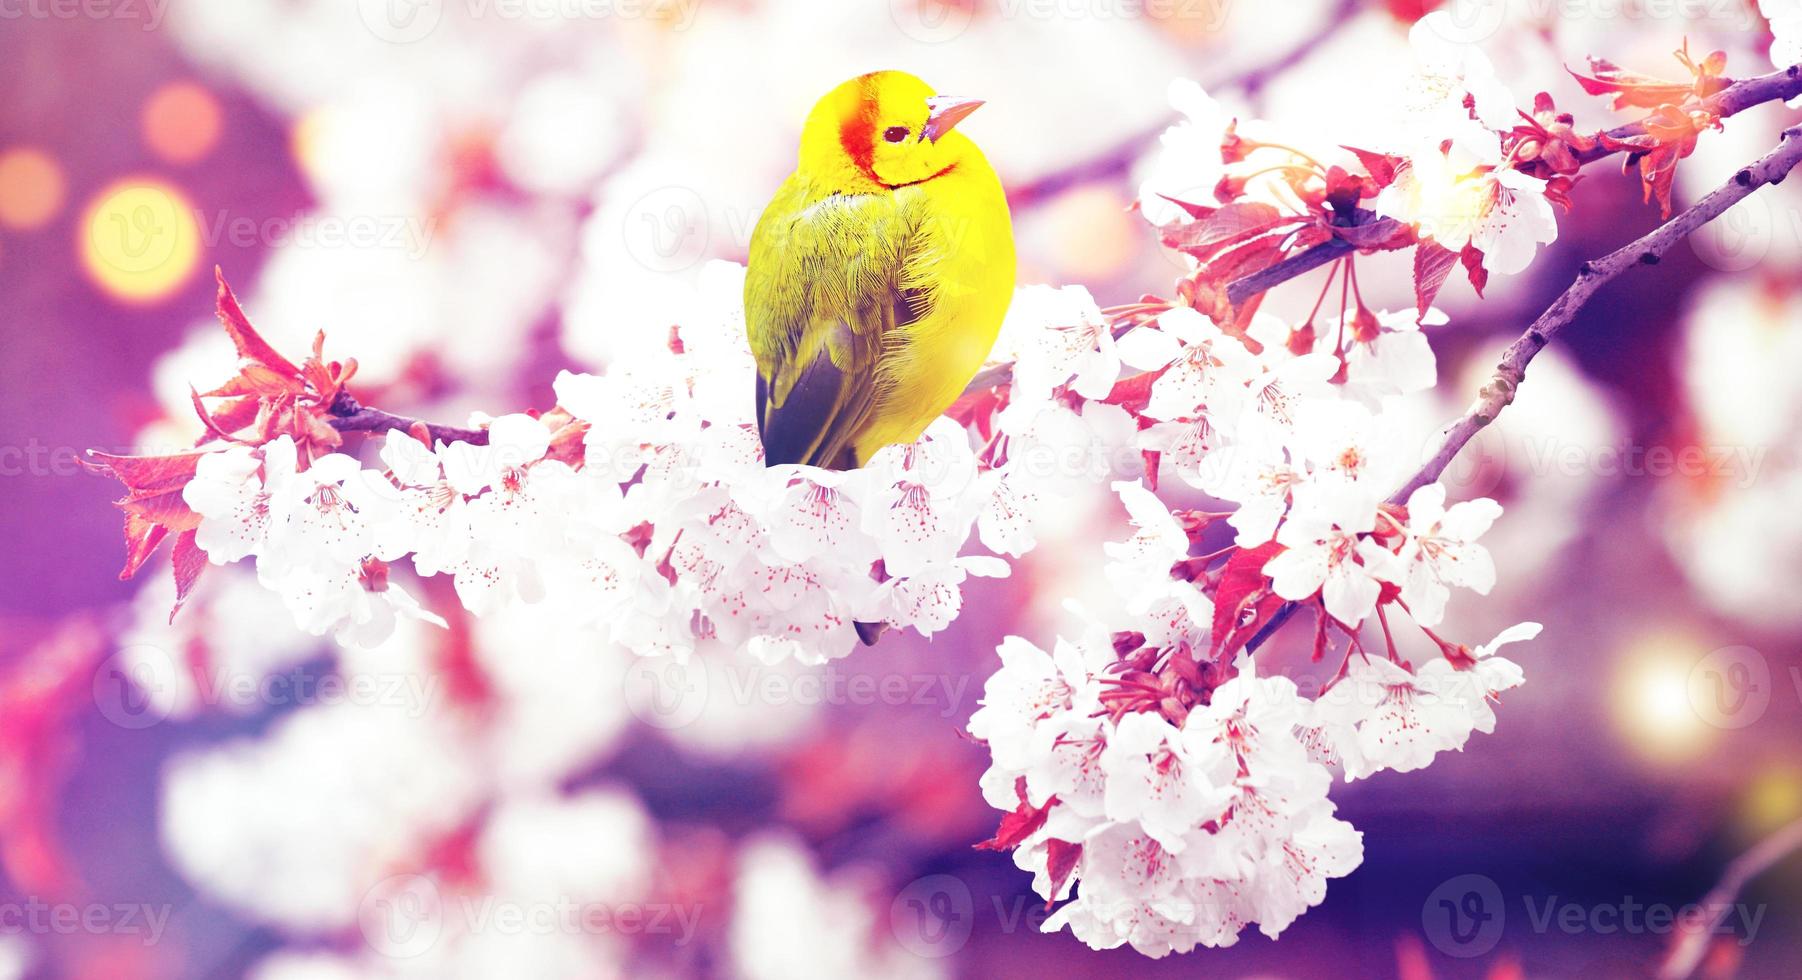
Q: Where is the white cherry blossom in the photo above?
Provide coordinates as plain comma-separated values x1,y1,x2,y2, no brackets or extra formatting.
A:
1263,482,1397,627
184,438,294,563
1395,483,1502,627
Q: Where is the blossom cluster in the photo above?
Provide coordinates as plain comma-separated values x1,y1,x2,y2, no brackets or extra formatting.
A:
963,286,1539,952
969,604,1537,955
170,264,1135,663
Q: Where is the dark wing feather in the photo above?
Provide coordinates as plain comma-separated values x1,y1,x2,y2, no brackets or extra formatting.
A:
758,323,872,468
746,182,932,470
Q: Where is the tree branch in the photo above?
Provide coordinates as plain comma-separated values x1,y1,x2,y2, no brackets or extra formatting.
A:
978,66,1802,399
1222,64,1802,311
1578,63,1802,165
326,391,488,446
1394,125,1802,502
1243,125,1802,656
1659,816,1802,980
1004,0,1363,209
1225,237,1354,307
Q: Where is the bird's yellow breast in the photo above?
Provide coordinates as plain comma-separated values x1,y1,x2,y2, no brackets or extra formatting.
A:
852,163,1015,460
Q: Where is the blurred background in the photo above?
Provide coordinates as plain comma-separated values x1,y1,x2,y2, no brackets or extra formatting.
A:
3,0,1802,976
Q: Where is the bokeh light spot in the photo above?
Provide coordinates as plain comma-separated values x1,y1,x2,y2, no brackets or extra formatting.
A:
0,148,68,231
1040,183,1136,282
290,108,327,182
1740,766,1802,838
1611,628,1716,766
79,179,202,304
142,82,224,166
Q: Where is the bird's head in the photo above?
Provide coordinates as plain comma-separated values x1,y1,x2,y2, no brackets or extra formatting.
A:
798,71,986,192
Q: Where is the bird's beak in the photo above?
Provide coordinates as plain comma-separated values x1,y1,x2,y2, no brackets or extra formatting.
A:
922,96,985,143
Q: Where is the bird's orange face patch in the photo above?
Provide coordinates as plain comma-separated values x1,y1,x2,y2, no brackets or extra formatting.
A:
837,76,880,180
804,70,969,191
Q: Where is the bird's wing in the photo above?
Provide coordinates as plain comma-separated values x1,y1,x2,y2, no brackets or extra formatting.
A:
746,186,931,469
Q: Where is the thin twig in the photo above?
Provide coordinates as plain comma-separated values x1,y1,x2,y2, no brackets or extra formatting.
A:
1395,126,1802,502
1226,238,1353,307
1242,126,1802,657
326,391,488,446
1004,0,1364,209
1659,816,1802,980
1222,64,1802,312
1580,63,1802,165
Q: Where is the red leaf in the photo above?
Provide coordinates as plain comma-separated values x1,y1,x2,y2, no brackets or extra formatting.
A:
1459,245,1489,298
947,383,1006,435
93,450,214,580
301,330,351,404
1567,45,1730,112
119,487,201,533
1155,194,1218,221
1044,839,1082,908
169,530,207,622
1343,145,1401,188
1221,592,1291,660
1207,232,1288,281
1209,541,1285,657
119,514,170,580
1289,223,1335,250
201,396,264,441
1102,368,1164,414
84,449,208,494
974,779,1054,852
1163,202,1290,259
1567,58,1695,111
214,268,302,378
189,386,249,445
1191,233,1287,330
1413,242,1459,318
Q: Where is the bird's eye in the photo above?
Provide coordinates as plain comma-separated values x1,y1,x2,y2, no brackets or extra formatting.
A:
882,126,909,143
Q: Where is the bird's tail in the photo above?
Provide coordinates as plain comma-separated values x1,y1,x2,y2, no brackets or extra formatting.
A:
854,621,888,646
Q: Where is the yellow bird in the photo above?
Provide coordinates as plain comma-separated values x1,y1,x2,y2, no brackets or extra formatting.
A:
746,70,1016,470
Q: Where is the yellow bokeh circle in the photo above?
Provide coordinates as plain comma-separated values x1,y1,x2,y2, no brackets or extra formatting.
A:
79,178,201,304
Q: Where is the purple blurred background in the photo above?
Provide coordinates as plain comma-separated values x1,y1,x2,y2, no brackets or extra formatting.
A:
4,1,1802,977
